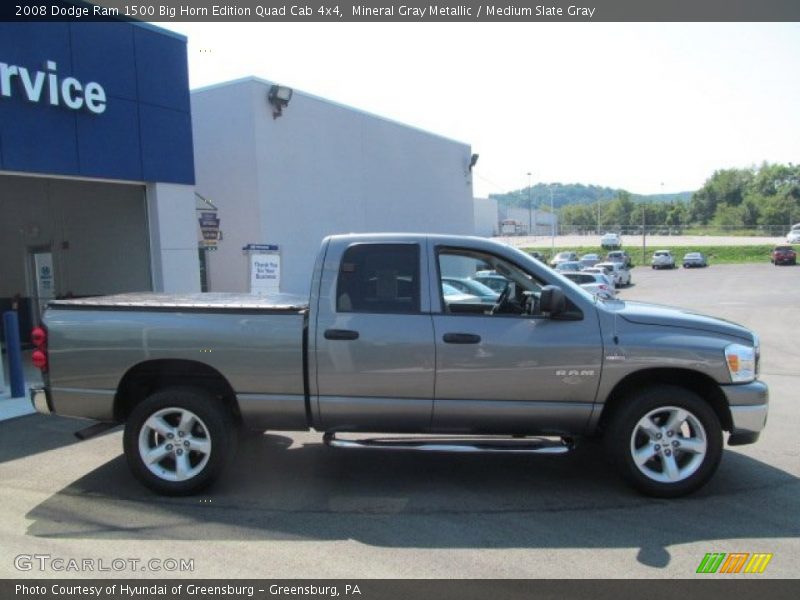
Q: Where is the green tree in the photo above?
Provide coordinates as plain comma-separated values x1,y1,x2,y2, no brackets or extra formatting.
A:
665,202,687,229
689,168,754,224
711,203,746,229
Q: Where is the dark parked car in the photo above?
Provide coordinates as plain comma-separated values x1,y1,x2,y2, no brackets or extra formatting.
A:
606,250,632,268
528,251,545,262
682,252,708,268
771,245,797,266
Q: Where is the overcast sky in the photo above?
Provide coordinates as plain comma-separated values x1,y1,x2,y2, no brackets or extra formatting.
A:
160,22,800,198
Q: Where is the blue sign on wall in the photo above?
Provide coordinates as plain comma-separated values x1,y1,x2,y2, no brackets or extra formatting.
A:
0,21,194,184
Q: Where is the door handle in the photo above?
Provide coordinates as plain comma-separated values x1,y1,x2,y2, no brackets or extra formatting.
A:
443,333,481,344
324,329,360,341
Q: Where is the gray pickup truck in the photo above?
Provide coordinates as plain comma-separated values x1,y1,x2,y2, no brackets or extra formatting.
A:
30,234,768,497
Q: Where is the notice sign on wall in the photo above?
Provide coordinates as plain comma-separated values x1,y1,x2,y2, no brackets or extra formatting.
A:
249,251,280,294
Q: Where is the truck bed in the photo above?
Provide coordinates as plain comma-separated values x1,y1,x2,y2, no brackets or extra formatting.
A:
48,292,309,313
43,292,309,428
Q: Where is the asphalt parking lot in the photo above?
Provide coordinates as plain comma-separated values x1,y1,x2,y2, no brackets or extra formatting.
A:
0,263,797,579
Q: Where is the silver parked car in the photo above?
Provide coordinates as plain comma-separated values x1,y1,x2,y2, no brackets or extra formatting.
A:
555,261,584,273
442,277,499,304
682,252,708,268
560,271,617,299
580,253,601,268
600,232,621,249
549,251,578,268
582,267,615,289
651,250,676,269
595,261,631,287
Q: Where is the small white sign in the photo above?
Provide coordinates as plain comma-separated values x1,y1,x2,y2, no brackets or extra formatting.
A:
250,253,280,294
34,252,55,299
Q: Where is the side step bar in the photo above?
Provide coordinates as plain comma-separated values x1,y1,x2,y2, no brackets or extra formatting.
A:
323,432,573,455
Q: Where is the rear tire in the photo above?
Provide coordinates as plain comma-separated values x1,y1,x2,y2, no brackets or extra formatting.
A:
123,387,237,495
605,385,722,497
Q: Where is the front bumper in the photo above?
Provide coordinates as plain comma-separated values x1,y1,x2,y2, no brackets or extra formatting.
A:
30,386,52,415
720,380,769,445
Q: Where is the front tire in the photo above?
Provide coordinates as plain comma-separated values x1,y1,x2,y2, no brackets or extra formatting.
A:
123,387,237,495
605,385,722,497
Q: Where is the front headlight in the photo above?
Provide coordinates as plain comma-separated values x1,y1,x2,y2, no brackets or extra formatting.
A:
725,343,756,383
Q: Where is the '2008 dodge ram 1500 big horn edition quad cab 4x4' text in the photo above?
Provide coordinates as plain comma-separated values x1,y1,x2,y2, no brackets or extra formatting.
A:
29,234,768,498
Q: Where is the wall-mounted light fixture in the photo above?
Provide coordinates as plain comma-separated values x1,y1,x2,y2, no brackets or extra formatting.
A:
469,153,480,171
267,84,293,119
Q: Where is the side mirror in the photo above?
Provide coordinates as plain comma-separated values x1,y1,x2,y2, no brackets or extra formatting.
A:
540,285,566,317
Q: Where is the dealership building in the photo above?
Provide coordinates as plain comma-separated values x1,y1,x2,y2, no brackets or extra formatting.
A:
0,21,199,337
1,21,478,343
191,77,476,295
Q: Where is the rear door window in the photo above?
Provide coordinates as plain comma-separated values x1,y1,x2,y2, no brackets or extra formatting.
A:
337,244,421,314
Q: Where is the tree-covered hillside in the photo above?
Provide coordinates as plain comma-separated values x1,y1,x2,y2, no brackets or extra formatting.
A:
490,183,692,211
490,163,798,232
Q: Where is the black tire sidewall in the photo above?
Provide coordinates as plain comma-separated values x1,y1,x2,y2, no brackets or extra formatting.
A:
123,387,236,495
606,385,723,498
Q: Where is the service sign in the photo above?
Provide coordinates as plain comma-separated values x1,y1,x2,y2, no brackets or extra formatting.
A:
0,59,107,114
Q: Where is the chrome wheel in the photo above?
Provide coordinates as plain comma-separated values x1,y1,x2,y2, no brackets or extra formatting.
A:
629,405,707,484
138,407,212,482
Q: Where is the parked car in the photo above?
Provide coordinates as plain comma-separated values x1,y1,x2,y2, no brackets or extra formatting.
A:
555,261,583,273
786,230,800,244
442,277,499,304
605,250,632,268
651,250,676,269
560,271,616,299
771,245,797,266
682,252,708,268
549,251,578,268
579,253,601,268
528,251,545,262
595,261,632,287
472,270,511,293
441,282,482,305
30,232,768,498
581,267,615,289
600,232,621,249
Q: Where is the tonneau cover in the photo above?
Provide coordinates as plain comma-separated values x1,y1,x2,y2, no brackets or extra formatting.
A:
48,292,309,312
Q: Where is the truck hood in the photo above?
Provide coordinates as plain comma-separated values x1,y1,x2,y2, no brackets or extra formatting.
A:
610,301,754,343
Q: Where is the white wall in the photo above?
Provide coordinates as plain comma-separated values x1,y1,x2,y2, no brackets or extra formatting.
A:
473,197,498,237
146,182,201,293
191,81,261,293
499,206,559,236
192,78,475,295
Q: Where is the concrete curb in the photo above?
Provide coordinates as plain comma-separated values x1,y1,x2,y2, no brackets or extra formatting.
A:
0,392,35,422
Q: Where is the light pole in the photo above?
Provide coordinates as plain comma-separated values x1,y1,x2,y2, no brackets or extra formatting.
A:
597,200,601,234
550,184,555,252
527,172,532,237
641,199,647,266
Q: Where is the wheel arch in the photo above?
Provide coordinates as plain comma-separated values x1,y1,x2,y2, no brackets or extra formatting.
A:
597,368,732,433
114,359,239,423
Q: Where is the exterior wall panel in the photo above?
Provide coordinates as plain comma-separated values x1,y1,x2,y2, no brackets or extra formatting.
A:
193,78,475,295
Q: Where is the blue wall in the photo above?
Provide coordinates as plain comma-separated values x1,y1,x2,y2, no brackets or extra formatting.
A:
0,22,194,184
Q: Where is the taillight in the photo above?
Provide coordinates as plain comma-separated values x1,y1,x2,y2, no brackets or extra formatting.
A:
31,326,48,371
32,350,47,370
31,327,46,347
